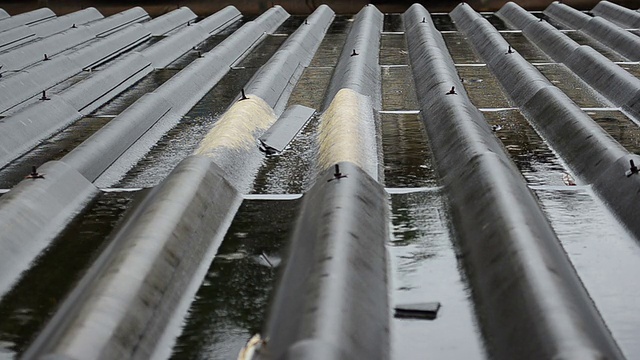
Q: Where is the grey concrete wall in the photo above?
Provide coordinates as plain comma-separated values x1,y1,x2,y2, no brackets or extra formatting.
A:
0,161,98,296
592,0,640,28
322,4,382,111
262,162,389,360
0,8,55,32
24,156,243,360
454,0,640,248
412,4,625,359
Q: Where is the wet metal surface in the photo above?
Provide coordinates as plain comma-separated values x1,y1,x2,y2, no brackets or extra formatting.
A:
382,113,437,188
380,34,408,65
481,13,510,30
0,116,112,188
383,13,403,32
169,199,299,360
535,64,610,108
389,191,487,360
117,69,256,188
382,66,419,111
432,14,457,31
0,191,138,359
587,110,640,155
236,34,287,68
483,110,568,186
535,187,640,358
92,69,179,116
501,32,551,62
442,33,483,64
165,35,230,70
456,66,512,108
565,31,628,62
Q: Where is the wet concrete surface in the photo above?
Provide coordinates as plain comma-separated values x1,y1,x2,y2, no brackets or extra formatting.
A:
383,13,403,33
0,190,139,359
587,110,640,155
534,187,640,358
0,116,112,189
535,64,610,108
432,14,457,31
380,34,408,65
480,13,510,30
169,199,299,360
389,191,487,360
382,113,438,188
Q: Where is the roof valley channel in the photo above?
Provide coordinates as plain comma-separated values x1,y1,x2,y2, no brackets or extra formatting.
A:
261,6,391,360
410,4,624,359
454,3,640,245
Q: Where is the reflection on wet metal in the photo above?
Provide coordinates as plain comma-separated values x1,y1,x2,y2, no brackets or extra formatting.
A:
456,66,511,108
587,110,640,155
0,191,138,358
535,187,640,358
389,192,487,360
483,110,568,186
535,64,611,108
92,69,179,116
565,31,628,62
500,32,551,62
170,199,299,360
380,34,408,65
0,116,112,188
382,113,437,188
442,33,483,64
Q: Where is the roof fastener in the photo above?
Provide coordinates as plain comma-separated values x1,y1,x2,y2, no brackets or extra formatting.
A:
446,86,457,95
351,49,359,57
25,166,45,179
71,23,77,28
40,90,50,101
421,17,427,23
328,164,347,182
626,159,639,177
240,88,248,101
43,54,50,61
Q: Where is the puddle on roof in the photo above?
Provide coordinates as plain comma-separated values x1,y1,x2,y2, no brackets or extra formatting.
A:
456,66,511,108
380,33,409,65
170,199,299,360
117,68,256,188
586,110,640,155
501,32,551,62
483,109,568,186
383,13,404,32
535,63,610,108
481,13,510,31
0,116,112,189
389,191,487,360
442,33,483,64
431,14,457,31
534,187,640,358
382,66,419,111
564,32,628,62
0,190,139,359
382,113,438,188
92,69,179,116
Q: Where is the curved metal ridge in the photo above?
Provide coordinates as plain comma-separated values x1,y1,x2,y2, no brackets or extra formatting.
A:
543,1,640,61
452,2,640,242
408,4,624,359
322,4,382,111
591,0,640,29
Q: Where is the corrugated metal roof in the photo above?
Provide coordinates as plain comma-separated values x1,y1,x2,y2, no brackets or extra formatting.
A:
0,1,639,359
